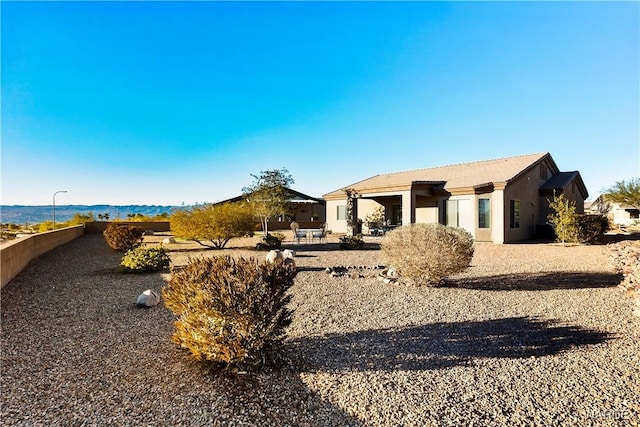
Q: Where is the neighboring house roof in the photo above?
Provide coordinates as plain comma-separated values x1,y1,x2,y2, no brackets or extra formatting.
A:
214,188,325,206
324,152,554,198
539,171,589,199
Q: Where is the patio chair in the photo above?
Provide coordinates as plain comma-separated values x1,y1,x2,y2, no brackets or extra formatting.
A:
368,223,383,236
290,221,307,244
310,222,328,244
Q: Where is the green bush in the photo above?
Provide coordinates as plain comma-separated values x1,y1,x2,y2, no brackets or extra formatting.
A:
576,214,609,244
120,246,170,273
162,256,296,369
256,232,285,250
381,223,474,286
103,223,145,252
547,193,578,245
339,234,365,249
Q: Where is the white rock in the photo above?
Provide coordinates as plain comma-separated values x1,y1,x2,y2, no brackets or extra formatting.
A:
136,289,160,308
162,237,176,244
266,250,283,264
282,249,295,259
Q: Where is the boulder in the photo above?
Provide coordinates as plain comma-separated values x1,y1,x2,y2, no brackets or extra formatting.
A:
265,250,283,264
136,289,160,308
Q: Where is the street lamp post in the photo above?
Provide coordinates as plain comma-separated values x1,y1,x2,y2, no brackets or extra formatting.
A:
53,190,68,230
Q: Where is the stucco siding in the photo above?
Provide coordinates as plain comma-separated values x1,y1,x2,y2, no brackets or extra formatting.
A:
504,166,545,242
325,199,348,234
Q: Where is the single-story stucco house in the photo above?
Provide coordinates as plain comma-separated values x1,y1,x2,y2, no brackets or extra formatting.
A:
214,187,326,230
587,195,639,227
323,153,588,243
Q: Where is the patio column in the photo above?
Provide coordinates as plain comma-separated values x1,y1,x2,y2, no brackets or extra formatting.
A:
493,189,505,243
401,190,414,226
345,190,360,236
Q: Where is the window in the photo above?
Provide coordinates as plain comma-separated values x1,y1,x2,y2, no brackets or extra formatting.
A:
478,199,490,228
510,200,520,228
337,205,347,220
446,200,459,227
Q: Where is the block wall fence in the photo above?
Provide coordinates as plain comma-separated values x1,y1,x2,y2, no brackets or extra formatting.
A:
1,221,171,288
1,225,85,288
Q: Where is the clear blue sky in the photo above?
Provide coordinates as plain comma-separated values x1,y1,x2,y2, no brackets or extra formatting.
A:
2,1,638,205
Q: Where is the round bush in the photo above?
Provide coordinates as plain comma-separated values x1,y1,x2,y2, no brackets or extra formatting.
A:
256,232,285,250
162,256,296,369
120,246,170,273
381,223,474,286
103,223,145,252
339,234,365,249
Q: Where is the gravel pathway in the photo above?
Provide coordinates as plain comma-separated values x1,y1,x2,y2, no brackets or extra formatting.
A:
1,234,638,426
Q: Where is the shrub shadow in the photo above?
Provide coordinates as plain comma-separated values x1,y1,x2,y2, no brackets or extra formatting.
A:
281,242,381,252
444,272,623,291
297,266,329,272
288,317,613,373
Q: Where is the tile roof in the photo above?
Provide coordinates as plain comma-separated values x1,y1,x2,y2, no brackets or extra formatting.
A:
324,153,550,197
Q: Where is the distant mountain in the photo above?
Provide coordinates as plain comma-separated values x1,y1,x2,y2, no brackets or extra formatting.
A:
0,205,180,225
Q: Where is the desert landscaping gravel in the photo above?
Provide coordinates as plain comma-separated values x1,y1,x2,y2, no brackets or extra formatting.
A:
1,233,639,426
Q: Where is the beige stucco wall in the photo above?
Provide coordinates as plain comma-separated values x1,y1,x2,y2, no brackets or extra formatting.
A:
325,198,389,234
490,190,505,243
325,199,348,233
415,203,438,224
1,225,85,288
503,165,548,242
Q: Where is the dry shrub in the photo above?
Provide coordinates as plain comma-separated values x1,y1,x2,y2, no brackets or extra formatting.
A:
103,223,145,252
576,214,609,244
381,223,474,286
162,256,296,369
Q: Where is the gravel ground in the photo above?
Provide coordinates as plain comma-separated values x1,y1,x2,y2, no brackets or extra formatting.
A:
1,233,639,426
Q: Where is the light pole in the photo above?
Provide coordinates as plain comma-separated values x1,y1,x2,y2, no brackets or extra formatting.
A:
53,190,68,230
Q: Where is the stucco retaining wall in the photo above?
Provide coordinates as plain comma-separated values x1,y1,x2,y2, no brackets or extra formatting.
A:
1,225,85,288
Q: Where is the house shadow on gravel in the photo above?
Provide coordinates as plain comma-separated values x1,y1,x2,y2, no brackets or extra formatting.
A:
287,317,613,373
444,271,623,291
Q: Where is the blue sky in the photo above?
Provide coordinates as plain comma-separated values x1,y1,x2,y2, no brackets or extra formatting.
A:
2,1,638,205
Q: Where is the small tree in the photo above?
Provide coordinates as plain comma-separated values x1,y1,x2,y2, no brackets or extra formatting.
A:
548,192,578,245
170,202,254,249
604,178,640,209
242,168,295,235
